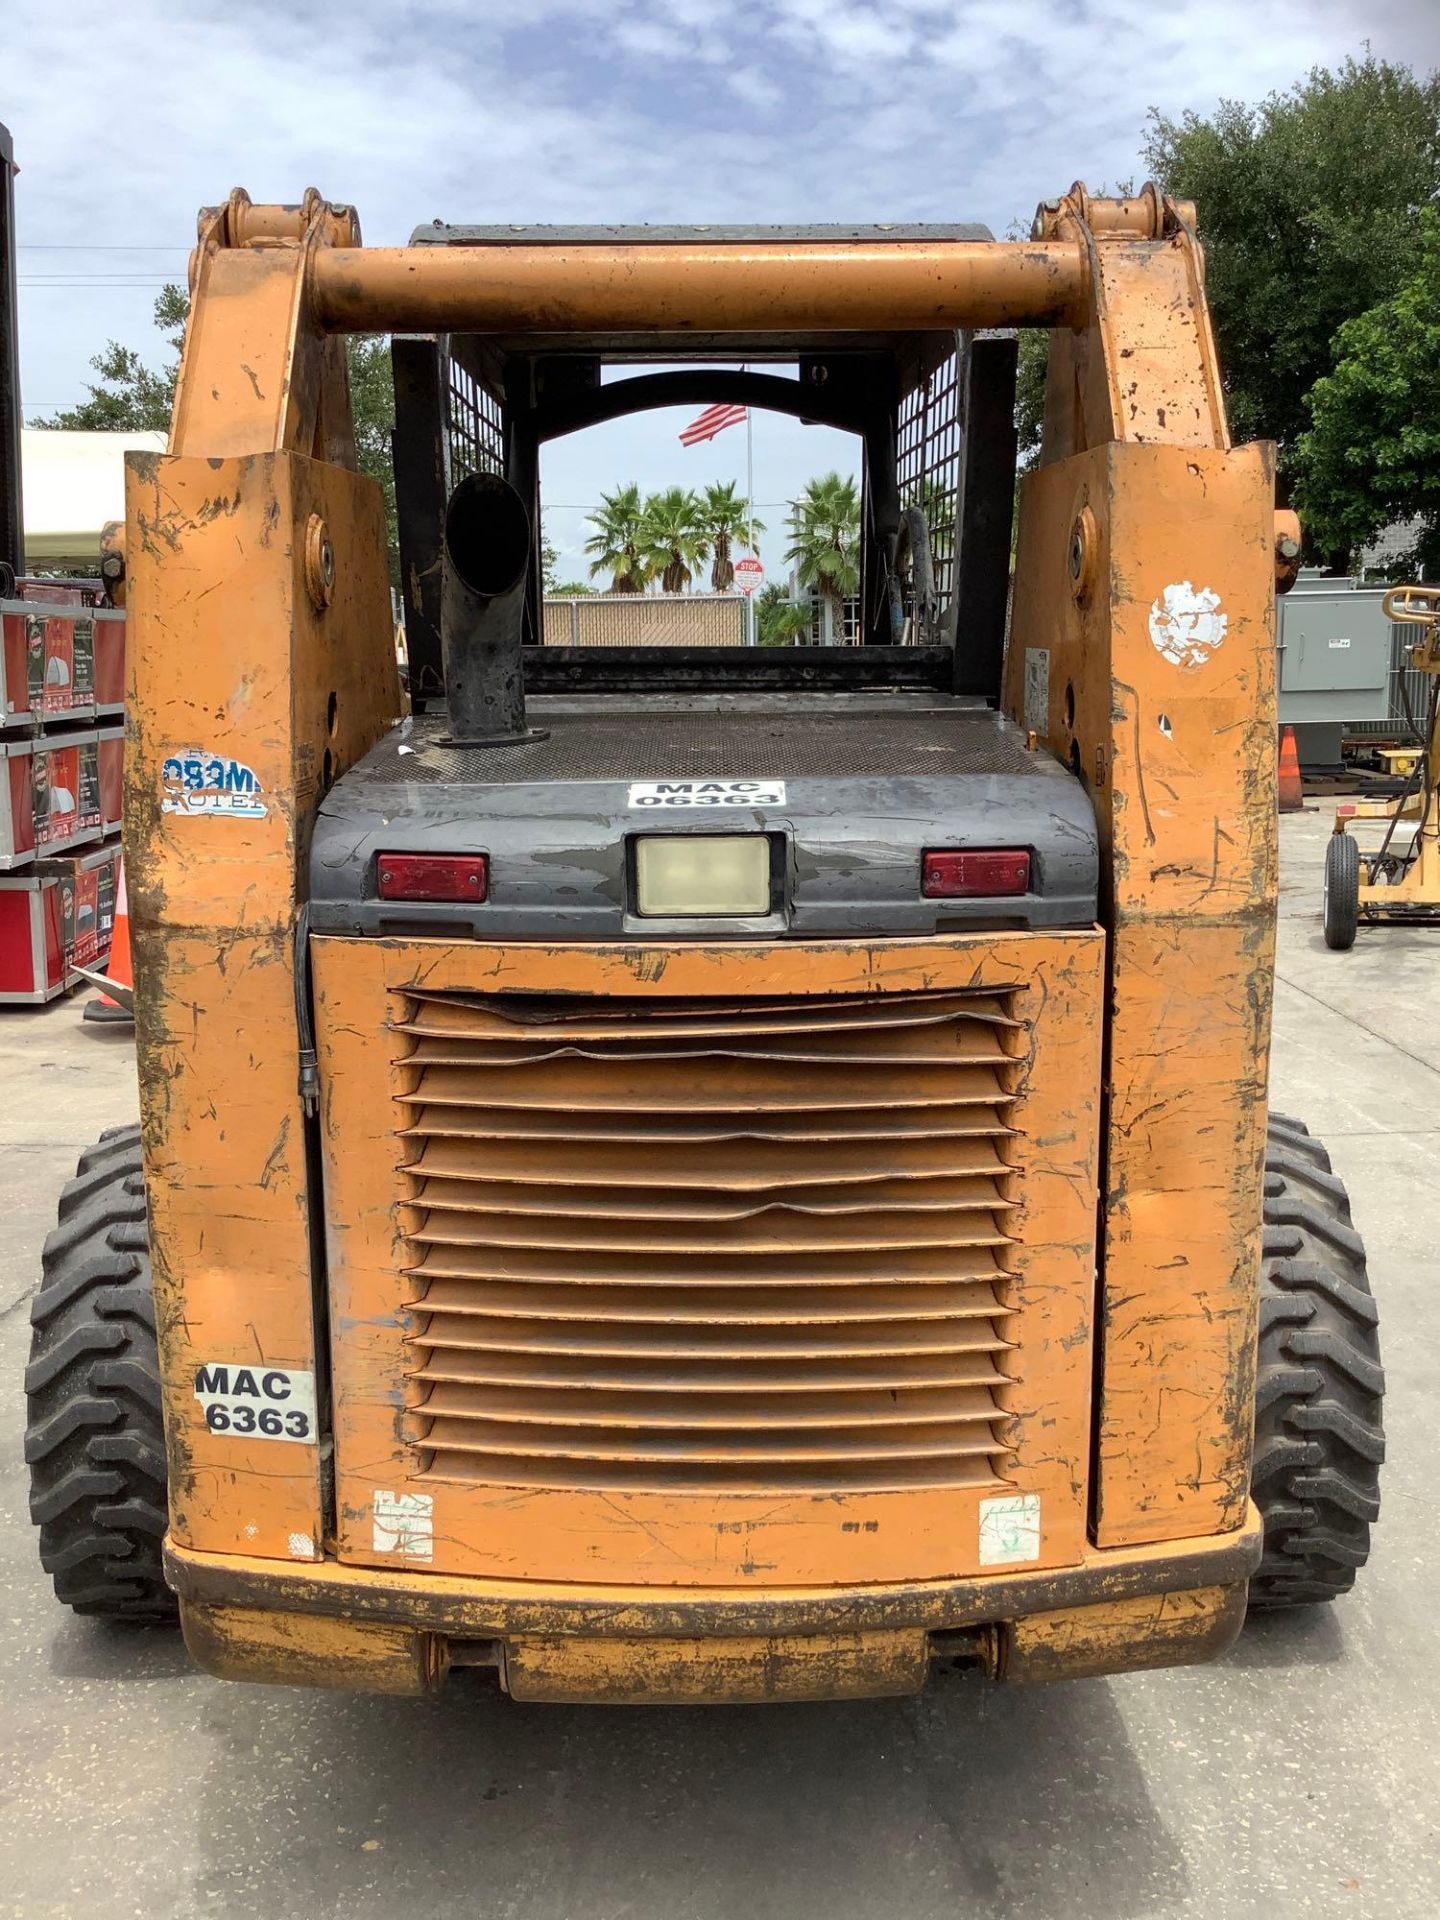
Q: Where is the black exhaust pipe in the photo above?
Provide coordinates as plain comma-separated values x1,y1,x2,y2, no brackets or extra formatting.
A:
440,471,543,745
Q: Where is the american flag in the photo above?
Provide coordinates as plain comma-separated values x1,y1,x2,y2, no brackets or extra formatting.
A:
679,402,747,447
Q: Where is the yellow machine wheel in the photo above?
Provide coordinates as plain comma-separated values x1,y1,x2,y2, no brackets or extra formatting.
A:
1323,833,1360,951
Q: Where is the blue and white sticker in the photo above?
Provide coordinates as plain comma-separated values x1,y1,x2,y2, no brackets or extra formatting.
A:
162,746,267,819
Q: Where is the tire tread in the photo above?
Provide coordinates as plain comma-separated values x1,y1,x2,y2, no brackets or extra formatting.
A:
1249,1112,1383,1609
25,1129,173,1621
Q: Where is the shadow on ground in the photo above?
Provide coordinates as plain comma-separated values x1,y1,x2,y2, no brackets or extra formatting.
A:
37,1616,1202,1920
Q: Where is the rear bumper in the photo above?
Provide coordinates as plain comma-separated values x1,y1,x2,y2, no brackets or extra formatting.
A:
165,1504,1262,1701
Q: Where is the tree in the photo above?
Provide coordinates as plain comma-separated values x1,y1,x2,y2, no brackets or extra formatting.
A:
37,284,188,432
699,480,763,591
640,486,709,592
37,283,402,581
785,472,860,644
1005,190,1134,475
754,579,812,647
1014,330,1049,473
343,335,398,584
1297,211,1440,579
584,483,650,592
1143,56,1440,470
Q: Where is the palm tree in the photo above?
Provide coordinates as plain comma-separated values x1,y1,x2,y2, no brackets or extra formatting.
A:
785,472,861,644
754,581,814,647
584,483,649,593
641,487,709,593
700,480,765,591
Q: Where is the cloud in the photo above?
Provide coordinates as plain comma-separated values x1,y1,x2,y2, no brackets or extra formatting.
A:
5,0,1434,554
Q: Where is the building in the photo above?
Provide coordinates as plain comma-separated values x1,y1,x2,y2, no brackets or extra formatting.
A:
21,429,166,573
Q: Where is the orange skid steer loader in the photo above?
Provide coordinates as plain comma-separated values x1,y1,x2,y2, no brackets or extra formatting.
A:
24,184,1383,1702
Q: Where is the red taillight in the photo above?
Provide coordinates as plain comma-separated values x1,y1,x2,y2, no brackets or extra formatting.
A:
376,852,488,903
922,849,1031,898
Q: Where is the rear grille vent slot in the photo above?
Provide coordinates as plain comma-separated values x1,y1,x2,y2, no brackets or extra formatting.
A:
394,988,1025,1492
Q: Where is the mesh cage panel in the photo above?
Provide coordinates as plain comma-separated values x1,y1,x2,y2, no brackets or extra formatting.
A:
897,347,962,619
445,352,503,483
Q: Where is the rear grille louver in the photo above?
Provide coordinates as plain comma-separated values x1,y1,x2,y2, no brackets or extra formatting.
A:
394,988,1025,1493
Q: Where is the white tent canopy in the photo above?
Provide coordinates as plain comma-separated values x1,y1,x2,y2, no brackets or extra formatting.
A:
21,429,166,571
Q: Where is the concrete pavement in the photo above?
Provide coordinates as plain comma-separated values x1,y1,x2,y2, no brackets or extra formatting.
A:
1,809,1436,1920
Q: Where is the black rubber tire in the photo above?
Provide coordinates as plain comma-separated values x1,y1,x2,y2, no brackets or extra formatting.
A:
1249,1114,1384,1609
1322,831,1360,950
24,1125,174,1621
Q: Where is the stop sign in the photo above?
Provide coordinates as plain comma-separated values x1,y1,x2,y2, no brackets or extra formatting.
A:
734,556,765,596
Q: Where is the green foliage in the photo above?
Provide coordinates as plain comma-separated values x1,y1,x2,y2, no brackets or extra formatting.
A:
584,483,650,592
1297,211,1440,578
36,284,188,431
640,486,710,593
699,479,764,590
1143,55,1440,465
550,580,594,596
344,335,398,585
753,579,812,647
585,481,769,595
785,472,860,642
37,284,401,581
1014,330,1048,473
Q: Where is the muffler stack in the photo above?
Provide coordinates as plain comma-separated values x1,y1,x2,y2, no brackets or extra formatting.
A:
440,471,539,744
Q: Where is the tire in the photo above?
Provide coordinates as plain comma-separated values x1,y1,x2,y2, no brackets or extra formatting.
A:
1249,1114,1384,1609
1322,831,1360,950
24,1125,174,1621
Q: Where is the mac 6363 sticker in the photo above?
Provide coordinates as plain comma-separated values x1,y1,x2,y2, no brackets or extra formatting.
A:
162,747,268,819
193,1363,317,1442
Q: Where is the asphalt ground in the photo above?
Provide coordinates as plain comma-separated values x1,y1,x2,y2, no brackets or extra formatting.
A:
0,807,1435,1920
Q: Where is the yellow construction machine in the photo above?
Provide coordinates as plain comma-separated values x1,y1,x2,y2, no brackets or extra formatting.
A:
24,184,1384,1702
1325,583,1440,947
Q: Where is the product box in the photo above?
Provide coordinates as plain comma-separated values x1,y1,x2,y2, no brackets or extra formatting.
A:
0,726,122,867
0,843,117,1004
92,610,126,716
99,727,125,831
1,595,125,725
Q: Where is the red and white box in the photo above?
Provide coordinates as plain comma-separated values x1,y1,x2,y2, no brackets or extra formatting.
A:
1,724,123,868
1,595,124,726
92,610,126,717
0,843,118,1004
99,727,125,831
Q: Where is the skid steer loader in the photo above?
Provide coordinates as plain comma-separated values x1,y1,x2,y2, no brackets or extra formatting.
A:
24,184,1384,1701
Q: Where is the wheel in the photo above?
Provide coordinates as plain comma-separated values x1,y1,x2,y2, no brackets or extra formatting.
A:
1249,1114,1384,1608
24,1125,174,1620
1322,831,1360,950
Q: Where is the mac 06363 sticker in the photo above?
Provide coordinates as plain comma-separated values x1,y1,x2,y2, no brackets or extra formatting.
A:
628,779,786,809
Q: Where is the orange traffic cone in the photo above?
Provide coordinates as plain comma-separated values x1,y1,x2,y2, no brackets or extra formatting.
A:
82,855,134,1025
1277,725,1304,813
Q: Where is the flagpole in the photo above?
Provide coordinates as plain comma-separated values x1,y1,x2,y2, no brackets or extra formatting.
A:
745,402,755,647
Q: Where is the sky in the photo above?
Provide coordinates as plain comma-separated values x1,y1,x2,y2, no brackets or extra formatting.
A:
6,0,1438,584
